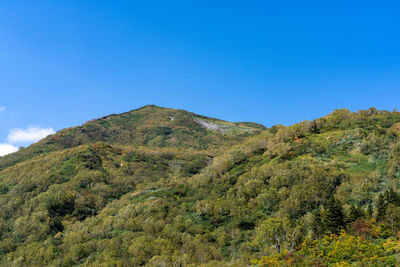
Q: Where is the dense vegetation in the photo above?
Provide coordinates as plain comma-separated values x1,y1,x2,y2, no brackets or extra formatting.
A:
1,106,400,266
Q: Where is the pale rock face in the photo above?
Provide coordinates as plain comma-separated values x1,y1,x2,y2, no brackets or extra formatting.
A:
194,118,231,133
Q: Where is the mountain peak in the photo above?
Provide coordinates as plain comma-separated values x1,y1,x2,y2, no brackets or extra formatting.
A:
0,106,266,170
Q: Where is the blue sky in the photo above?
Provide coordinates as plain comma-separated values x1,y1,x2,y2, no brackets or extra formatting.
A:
1,0,400,155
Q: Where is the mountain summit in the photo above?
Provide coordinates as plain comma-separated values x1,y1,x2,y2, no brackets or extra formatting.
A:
0,105,265,170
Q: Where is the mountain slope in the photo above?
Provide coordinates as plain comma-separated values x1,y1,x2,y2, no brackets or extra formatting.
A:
0,105,265,171
2,107,400,266
0,105,265,266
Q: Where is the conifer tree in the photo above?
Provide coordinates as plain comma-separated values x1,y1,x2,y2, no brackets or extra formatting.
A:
384,188,400,206
311,120,320,134
311,208,323,238
376,193,387,222
348,205,364,223
367,204,374,218
323,197,346,234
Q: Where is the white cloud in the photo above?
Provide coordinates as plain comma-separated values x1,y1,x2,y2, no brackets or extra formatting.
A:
7,126,55,144
0,143,18,157
0,106,5,112
0,126,55,156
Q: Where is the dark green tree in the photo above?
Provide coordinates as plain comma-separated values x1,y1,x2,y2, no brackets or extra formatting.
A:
376,193,387,222
384,188,400,206
367,203,374,218
323,197,346,234
311,208,323,238
310,120,320,134
347,205,364,224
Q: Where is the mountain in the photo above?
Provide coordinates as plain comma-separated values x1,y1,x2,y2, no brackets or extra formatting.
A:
0,105,265,171
1,107,400,266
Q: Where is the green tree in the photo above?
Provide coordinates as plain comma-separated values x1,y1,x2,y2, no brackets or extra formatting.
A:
311,209,323,238
367,204,374,218
286,221,306,252
323,197,345,234
253,218,287,253
385,204,400,233
384,188,400,206
347,205,364,224
376,193,387,222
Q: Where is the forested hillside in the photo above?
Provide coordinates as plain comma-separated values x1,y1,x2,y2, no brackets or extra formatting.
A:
1,106,400,266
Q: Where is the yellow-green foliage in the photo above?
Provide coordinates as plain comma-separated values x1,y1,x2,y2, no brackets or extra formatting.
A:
1,107,400,266
254,231,399,266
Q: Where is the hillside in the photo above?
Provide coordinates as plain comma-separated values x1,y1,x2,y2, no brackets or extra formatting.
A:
0,105,265,171
2,107,400,266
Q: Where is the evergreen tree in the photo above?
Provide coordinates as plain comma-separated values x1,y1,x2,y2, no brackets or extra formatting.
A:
367,204,374,218
323,197,346,234
311,120,320,134
384,188,400,206
376,193,387,222
347,205,364,223
311,208,323,238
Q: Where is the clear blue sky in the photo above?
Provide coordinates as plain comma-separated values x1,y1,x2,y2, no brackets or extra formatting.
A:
1,1,400,151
